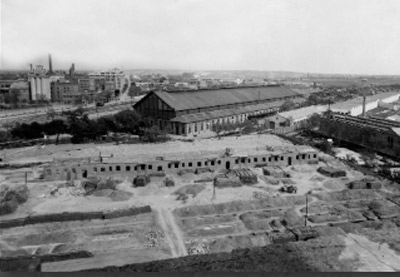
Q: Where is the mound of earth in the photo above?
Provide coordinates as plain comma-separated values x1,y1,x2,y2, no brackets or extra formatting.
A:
0,184,29,215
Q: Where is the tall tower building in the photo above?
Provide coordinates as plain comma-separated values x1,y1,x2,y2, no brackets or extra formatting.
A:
48,54,53,74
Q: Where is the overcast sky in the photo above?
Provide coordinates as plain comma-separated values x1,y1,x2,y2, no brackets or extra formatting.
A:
1,0,400,74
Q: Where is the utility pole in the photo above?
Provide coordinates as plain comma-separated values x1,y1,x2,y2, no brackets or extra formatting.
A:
305,193,309,227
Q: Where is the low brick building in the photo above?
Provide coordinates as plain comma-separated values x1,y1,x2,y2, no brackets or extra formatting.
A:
43,146,318,181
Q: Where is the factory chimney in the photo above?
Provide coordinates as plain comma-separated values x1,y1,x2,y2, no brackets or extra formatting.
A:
362,93,366,118
48,54,53,74
361,79,368,118
29,64,33,72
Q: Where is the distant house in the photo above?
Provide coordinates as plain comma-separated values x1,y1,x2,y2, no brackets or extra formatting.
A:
9,81,30,103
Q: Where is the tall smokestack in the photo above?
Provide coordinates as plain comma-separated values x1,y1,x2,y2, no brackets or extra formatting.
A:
30,64,33,71
362,91,366,118
361,79,367,118
48,54,53,74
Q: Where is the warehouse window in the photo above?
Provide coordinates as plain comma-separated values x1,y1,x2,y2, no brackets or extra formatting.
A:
211,160,215,166
148,165,152,170
175,163,179,168
281,156,284,161
109,166,113,171
262,157,266,162
197,161,202,167
254,157,258,163
116,166,121,171
126,166,131,171
189,162,193,167
101,167,105,172
217,160,221,165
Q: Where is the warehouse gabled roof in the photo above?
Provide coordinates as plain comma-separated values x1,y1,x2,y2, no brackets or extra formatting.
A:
144,86,299,111
278,105,328,121
170,100,286,123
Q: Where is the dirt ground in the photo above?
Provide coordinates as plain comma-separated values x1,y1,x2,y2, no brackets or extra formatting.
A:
2,134,400,271
339,233,400,271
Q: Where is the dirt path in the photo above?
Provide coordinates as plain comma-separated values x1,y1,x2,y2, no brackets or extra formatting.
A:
156,208,187,258
339,233,400,271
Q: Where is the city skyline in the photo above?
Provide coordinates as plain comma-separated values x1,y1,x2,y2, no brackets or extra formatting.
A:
2,0,400,75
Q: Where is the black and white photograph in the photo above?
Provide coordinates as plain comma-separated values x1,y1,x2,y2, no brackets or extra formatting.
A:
1,0,400,272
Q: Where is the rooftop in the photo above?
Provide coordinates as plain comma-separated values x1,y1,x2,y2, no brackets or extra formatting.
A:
170,100,286,123
278,105,328,121
148,86,299,111
331,91,400,111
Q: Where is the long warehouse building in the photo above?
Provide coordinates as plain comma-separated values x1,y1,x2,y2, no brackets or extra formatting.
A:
133,86,301,135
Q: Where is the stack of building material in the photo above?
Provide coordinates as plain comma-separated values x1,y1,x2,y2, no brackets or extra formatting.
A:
270,229,296,244
291,227,319,241
214,176,242,188
347,178,382,190
232,169,258,185
317,166,346,178
133,175,150,187
348,180,368,189
263,166,290,178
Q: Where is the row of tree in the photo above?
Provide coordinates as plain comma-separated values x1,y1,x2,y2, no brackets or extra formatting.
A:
9,108,168,144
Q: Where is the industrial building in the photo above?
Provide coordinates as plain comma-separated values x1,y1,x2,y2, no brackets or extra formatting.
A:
320,112,400,158
88,68,124,92
268,105,328,129
133,86,300,135
330,91,400,116
29,76,51,101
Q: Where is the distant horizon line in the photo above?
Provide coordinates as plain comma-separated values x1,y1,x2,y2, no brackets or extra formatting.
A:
1,68,400,77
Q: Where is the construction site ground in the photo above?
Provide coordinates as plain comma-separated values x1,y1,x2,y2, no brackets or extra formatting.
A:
1,133,400,271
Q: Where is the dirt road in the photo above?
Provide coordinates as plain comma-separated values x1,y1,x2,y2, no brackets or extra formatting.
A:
156,208,187,258
339,233,400,271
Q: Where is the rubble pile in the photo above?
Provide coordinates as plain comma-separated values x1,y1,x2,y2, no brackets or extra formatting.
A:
133,175,150,187
164,177,175,187
145,230,164,248
82,177,118,194
253,191,270,199
188,241,210,255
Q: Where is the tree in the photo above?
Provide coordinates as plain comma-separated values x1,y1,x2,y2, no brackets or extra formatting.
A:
280,99,296,112
113,109,146,134
140,125,167,142
308,113,321,129
128,84,143,98
42,119,68,144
